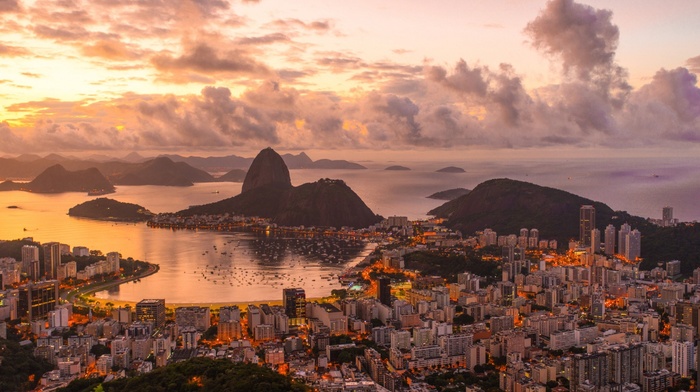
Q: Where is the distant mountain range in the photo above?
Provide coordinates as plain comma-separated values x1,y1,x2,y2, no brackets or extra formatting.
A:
0,151,365,181
0,164,115,193
181,148,381,228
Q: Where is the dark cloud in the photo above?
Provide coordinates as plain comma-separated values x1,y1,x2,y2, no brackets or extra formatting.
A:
236,33,290,45
151,42,271,80
0,0,20,13
427,59,488,97
525,0,619,80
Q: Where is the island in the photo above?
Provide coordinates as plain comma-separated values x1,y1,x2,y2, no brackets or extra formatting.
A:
436,166,466,173
426,187,470,200
68,198,153,221
384,165,411,171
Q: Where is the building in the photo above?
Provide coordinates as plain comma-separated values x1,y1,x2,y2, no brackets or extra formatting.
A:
21,245,39,276
604,225,616,255
283,288,306,326
42,242,61,279
671,340,694,377
618,223,631,256
625,229,641,261
378,278,391,306
175,306,211,331
662,206,674,227
666,260,681,279
18,280,59,322
579,205,595,248
591,228,601,253
136,299,166,330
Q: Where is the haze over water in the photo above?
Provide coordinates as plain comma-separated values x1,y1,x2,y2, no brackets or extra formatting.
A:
1,155,698,303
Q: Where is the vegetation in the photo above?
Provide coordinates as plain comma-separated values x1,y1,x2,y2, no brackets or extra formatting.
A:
0,338,54,392
403,250,500,282
58,357,309,392
68,198,153,221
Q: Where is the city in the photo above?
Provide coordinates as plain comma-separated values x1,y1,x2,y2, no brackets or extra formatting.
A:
1,204,697,392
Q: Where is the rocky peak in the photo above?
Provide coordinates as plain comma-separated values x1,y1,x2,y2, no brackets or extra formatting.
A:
242,147,292,193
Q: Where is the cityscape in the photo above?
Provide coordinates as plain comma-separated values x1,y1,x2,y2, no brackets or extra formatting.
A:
1,0,700,392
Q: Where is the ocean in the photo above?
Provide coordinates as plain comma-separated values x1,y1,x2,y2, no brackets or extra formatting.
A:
1,155,698,303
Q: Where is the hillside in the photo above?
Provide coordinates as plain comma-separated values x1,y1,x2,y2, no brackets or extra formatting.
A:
57,357,308,392
23,164,115,193
217,168,247,182
68,198,153,221
430,178,650,243
427,188,470,200
110,157,215,186
181,148,381,228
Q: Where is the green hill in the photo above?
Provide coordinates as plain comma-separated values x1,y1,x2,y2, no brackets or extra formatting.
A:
57,357,308,392
68,198,153,221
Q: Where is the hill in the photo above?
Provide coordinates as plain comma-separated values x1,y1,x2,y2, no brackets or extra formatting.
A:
385,165,411,171
430,178,650,244
436,166,466,173
23,164,115,193
57,357,308,392
309,158,366,170
217,168,247,182
241,147,293,193
427,188,470,200
181,148,381,228
110,157,215,186
68,198,153,221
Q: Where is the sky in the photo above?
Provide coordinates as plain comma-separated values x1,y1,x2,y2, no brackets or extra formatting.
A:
0,0,699,156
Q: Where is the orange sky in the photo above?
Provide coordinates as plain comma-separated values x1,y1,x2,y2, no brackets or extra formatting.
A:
0,0,699,155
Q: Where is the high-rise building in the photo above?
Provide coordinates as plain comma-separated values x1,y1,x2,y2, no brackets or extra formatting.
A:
136,299,166,330
18,280,59,321
283,288,306,325
625,229,641,261
579,205,595,248
672,340,694,377
667,260,681,278
21,245,39,275
590,228,601,253
663,206,674,226
378,278,391,306
604,224,616,255
618,223,631,255
42,242,61,279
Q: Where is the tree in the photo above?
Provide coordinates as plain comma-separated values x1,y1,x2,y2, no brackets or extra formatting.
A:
453,313,475,326
370,318,384,328
331,289,348,300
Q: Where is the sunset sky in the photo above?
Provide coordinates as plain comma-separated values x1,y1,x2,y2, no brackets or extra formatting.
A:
1,0,699,156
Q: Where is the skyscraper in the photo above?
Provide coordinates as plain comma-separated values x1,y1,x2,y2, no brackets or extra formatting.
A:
604,224,616,255
42,242,61,279
672,340,694,377
625,229,641,261
579,205,595,248
378,277,391,306
136,299,166,330
21,245,39,276
283,288,306,325
663,206,674,226
590,228,601,253
618,223,631,255
18,280,59,322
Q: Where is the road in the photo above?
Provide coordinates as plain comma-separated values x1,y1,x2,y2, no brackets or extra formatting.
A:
61,263,160,305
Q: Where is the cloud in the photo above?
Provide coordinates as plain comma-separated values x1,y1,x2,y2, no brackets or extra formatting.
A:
82,40,143,61
235,33,290,45
269,18,332,33
0,0,20,13
151,42,271,81
686,55,700,74
0,42,29,56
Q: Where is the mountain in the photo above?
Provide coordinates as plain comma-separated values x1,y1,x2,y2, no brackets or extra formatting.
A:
159,153,252,171
110,157,215,186
385,165,411,171
427,188,470,200
217,169,247,182
68,198,153,221
436,166,465,173
430,178,649,243
274,179,381,228
24,164,115,194
310,159,366,170
281,152,314,168
241,148,293,193
181,148,381,229
0,180,21,191
122,151,148,162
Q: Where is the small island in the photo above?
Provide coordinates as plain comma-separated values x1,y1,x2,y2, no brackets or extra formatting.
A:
436,166,466,173
384,165,411,171
426,188,470,200
68,198,153,221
